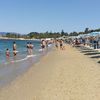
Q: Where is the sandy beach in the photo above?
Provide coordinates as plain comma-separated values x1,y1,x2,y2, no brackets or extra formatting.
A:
0,44,100,100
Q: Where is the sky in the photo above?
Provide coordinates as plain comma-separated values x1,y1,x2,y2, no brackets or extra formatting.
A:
0,0,100,34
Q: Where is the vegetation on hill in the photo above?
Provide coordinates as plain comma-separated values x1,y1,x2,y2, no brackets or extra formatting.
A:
1,28,100,39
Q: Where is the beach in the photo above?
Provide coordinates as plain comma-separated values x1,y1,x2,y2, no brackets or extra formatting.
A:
0,44,100,100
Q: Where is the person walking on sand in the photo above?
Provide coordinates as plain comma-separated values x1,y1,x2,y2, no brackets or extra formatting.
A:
13,42,17,56
41,40,45,51
59,39,64,50
55,39,59,49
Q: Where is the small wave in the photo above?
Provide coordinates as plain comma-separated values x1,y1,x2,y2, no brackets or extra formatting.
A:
26,54,36,58
38,49,43,52
48,44,52,47
4,54,37,64
48,44,51,47
11,57,27,63
16,51,19,53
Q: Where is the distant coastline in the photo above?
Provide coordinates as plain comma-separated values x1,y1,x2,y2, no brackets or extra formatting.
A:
0,36,40,41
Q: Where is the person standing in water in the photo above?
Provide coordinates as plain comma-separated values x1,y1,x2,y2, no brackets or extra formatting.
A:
41,40,46,51
29,42,34,55
13,42,17,56
27,42,30,55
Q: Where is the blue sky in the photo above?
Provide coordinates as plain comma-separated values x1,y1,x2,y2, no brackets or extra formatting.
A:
0,0,100,34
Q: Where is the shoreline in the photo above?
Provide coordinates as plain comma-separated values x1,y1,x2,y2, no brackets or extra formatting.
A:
0,45,100,100
0,46,53,88
0,37,41,41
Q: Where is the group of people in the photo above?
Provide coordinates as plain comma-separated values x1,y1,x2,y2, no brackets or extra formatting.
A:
40,40,47,51
66,36,100,49
40,39,51,50
5,41,34,59
5,39,53,59
55,39,65,50
26,42,34,55
6,42,17,58
72,38,80,47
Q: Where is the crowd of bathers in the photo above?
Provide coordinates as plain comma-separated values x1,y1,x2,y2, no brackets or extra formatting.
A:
66,37,100,49
26,42,34,55
5,41,34,59
40,39,54,51
6,42,17,58
5,39,54,59
54,39,65,50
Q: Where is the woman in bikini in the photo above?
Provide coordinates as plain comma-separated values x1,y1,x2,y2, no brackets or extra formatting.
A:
13,42,17,56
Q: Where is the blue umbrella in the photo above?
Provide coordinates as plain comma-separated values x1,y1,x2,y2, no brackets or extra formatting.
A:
89,32,100,36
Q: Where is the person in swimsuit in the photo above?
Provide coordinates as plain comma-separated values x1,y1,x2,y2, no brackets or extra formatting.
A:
41,40,45,51
59,40,63,50
13,42,17,56
29,42,34,55
27,42,30,54
55,39,59,49
6,48,10,58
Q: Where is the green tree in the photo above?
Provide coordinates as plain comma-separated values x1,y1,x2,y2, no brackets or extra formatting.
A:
84,28,89,34
61,30,64,36
69,31,78,36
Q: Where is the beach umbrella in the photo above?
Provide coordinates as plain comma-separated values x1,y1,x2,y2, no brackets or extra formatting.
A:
83,34,91,38
89,32,100,36
77,34,88,38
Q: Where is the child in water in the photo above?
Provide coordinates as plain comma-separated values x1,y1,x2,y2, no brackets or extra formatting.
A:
6,48,10,58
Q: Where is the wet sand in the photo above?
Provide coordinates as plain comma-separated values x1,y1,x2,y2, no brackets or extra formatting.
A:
0,44,100,100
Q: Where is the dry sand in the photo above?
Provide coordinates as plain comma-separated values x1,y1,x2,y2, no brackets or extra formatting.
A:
0,44,100,100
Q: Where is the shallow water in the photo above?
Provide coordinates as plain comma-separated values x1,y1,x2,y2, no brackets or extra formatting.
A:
0,39,41,64
0,39,53,87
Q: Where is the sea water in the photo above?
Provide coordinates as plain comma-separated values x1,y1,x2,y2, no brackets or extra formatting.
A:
0,39,52,87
